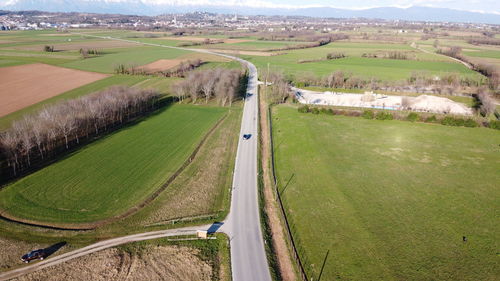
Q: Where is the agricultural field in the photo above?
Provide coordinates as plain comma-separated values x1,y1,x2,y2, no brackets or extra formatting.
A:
272,106,499,280
242,41,482,82
0,63,108,117
0,105,227,227
0,75,149,130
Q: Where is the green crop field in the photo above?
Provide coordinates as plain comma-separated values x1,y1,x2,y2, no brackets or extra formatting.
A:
200,40,310,51
61,46,189,73
240,41,481,81
272,106,499,281
0,105,227,225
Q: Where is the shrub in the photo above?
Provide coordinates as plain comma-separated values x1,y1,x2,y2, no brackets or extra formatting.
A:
326,108,335,115
298,105,310,113
362,110,374,119
441,116,465,126
488,120,500,130
407,112,419,122
375,111,394,120
425,115,437,123
464,119,478,128
43,45,54,52
311,107,320,114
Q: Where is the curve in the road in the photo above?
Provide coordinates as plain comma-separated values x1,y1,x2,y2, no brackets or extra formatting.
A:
1,33,272,281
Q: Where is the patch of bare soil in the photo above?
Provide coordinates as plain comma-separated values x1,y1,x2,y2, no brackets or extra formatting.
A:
0,63,108,117
140,59,184,72
178,52,231,62
259,90,297,281
13,246,212,281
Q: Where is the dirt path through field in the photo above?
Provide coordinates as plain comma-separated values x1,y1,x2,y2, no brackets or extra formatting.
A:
11,246,212,281
259,88,297,281
0,225,212,281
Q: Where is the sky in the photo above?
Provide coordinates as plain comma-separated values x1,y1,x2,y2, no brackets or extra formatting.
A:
143,0,499,13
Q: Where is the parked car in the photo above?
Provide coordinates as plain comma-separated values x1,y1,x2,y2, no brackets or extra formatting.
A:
243,134,252,140
21,249,47,263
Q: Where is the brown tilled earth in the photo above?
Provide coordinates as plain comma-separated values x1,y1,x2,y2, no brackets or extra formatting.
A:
140,53,231,72
0,63,108,117
12,246,212,281
140,59,184,72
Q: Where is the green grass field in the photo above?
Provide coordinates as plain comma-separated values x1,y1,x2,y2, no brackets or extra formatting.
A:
0,105,227,225
272,106,499,281
242,42,481,81
61,46,189,73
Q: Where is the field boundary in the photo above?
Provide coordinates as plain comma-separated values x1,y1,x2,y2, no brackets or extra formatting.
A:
267,106,309,281
0,111,229,231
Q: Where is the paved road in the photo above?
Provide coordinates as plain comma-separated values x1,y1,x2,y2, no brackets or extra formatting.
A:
0,225,210,281
220,58,272,281
0,34,271,281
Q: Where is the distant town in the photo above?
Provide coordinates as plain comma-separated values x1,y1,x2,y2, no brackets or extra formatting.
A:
1,10,497,32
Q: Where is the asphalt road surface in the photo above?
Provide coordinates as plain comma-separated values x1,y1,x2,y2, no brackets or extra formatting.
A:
0,34,271,281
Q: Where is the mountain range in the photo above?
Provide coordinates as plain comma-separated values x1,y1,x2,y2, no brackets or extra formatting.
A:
1,0,499,24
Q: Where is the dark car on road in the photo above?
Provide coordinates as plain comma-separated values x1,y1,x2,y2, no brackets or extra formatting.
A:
243,134,252,140
21,249,47,263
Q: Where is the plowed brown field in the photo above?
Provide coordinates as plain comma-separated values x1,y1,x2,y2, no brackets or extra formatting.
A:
0,63,108,117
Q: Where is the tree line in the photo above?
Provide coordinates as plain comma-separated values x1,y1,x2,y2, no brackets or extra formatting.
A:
437,46,499,91
114,59,203,77
263,70,293,104
289,67,490,96
171,68,244,106
0,86,160,178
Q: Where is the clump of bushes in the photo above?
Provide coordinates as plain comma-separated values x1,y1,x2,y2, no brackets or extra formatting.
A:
298,105,310,113
425,115,438,123
326,52,346,60
80,48,100,58
440,117,478,127
362,110,374,119
43,45,54,52
489,120,500,130
297,106,488,129
375,111,394,120
311,108,320,114
407,112,419,122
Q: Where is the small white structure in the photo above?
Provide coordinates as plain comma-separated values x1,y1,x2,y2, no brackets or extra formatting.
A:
197,230,208,239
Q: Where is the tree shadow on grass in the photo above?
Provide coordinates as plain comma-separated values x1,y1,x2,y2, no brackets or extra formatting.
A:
0,96,177,187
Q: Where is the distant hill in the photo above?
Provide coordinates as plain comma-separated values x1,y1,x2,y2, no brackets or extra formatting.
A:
1,0,499,24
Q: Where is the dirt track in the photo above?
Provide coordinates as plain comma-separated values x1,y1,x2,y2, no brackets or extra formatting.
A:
0,63,108,117
0,225,211,281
